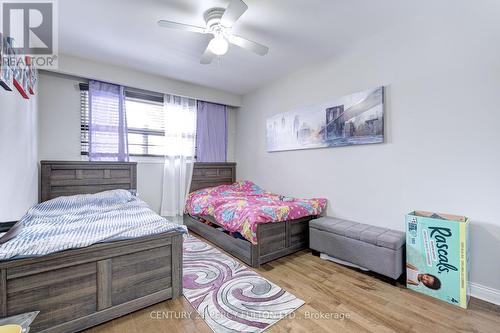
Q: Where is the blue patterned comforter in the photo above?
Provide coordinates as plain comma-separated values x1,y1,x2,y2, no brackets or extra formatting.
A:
0,190,187,261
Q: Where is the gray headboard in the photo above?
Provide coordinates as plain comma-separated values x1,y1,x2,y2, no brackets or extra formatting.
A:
190,162,236,192
40,161,137,202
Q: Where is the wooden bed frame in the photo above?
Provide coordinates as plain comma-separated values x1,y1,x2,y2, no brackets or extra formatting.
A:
184,162,316,268
0,161,183,333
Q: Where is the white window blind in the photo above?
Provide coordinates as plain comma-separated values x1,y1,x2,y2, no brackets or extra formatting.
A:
80,89,89,154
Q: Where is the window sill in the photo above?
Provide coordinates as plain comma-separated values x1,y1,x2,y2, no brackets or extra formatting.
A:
80,154,200,165
81,153,164,164
129,155,165,164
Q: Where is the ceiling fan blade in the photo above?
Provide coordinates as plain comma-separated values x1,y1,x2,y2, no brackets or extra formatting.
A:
228,35,269,56
220,0,248,27
157,20,206,34
200,44,216,64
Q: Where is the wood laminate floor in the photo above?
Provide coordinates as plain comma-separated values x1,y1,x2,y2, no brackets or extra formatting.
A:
83,235,500,333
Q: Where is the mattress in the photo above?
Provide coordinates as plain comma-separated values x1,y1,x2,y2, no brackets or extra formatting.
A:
185,180,326,244
0,189,187,261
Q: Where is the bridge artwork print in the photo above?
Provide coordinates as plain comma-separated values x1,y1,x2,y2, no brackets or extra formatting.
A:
266,86,385,152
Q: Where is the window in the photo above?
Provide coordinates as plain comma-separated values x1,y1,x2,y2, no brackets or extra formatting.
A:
80,84,166,157
125,97,164,156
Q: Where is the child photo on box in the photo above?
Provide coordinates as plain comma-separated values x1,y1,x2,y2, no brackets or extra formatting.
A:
406,263,442,290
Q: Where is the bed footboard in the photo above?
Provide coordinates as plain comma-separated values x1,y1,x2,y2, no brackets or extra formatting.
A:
0,231,183,333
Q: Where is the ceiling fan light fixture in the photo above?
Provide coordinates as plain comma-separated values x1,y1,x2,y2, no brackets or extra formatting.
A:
208,35,229,56
158,0,269,64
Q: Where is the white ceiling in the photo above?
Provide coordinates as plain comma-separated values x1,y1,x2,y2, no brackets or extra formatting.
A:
59,0,425,95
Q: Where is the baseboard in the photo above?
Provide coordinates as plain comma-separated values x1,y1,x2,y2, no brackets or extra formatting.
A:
470,282,500,306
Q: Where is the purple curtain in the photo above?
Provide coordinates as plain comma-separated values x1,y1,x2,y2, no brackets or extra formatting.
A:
196,101,227,162
88,80,129,161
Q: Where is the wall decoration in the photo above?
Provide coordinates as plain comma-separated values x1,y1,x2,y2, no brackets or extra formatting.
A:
28,57,37,95
0,36,36,98
266,86,384,152
0,33,14,91
7,37,29,99
13,60,29,100
24,56,34,95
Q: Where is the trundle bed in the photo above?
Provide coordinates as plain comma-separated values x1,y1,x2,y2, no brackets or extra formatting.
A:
184,162,318,268
0,161,184,333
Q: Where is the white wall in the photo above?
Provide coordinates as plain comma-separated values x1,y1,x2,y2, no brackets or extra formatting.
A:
38,72,238,213
235,4,500,298
0,85,38,222
51,54,243,107
38,73,82,161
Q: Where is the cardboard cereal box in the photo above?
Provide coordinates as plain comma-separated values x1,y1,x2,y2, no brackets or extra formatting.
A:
406,211,470,308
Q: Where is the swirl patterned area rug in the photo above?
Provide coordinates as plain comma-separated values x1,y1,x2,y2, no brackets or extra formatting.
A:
183,236,305,333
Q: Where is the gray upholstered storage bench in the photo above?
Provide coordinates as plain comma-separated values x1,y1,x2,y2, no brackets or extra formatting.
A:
310,217,405,279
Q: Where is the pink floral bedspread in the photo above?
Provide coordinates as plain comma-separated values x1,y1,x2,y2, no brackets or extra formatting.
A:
185,181,327,244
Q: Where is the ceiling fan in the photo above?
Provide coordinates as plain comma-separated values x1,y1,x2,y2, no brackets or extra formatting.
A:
158,0,269,64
